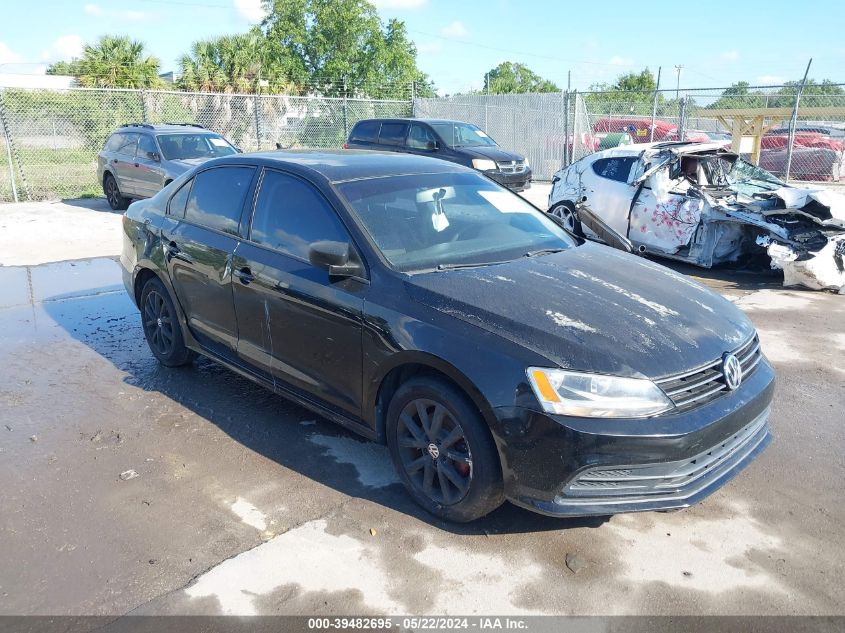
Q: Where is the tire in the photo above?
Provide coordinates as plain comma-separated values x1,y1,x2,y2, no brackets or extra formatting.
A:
103,172,131,211
386,376,504,522
139,277,195,367
549,201,583,236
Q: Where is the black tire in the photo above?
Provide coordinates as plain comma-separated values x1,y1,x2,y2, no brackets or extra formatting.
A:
387,376,504,522
549,201,583,237
139,277,195,367
104,172,130,211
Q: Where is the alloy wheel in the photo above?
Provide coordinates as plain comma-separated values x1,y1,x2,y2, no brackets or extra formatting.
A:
396,398,473,506
106,177,120,208
142,290,175,356
551,203,577,232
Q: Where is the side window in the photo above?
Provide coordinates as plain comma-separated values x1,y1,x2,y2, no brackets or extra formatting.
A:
184,167,255,234
137,134,157,159
378,122,408,146
407,124,436,149
250,170,349,261
115,133,139,156
105,133,124,152
591,157,636,183
168,178,192,218
350,120,380,143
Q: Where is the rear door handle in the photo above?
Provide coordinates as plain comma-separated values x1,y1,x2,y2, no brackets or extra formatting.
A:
165,240,192,264
234,267,254,284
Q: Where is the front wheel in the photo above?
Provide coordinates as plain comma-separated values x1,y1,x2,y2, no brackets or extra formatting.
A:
387,377,504,522
140,277,195,367
549,201,583,236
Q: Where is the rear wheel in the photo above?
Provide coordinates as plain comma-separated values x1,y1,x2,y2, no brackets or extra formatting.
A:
387,376,504,522
549,201,582,236
104,173,130,211
140,277,195,367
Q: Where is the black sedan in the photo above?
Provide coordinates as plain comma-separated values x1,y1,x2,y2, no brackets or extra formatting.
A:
120,150,773,522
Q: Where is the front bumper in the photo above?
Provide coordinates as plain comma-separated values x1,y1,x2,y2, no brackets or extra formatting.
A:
486,169,532,191
489,357,775,517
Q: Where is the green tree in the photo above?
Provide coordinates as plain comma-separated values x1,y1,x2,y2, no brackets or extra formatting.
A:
261,0,432,98
613,68,657,92
483,62,558,94
45,60,82,76
71,36,162,88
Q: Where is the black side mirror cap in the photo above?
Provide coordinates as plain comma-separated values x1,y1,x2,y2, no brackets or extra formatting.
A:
148,151,161,162
308,240,363,278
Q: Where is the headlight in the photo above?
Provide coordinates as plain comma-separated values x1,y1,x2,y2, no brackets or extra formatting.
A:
526,367,674,418
471,158,497,171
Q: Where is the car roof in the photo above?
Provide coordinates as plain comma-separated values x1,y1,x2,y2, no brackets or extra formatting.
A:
590,141,735,159
116,123,215,134
353,118,477,126
198,149,471,183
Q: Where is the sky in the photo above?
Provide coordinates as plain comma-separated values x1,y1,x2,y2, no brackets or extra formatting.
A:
1,0,843,95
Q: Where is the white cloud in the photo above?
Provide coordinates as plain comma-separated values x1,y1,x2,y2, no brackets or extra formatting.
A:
122,10,147,21
440,20,467,38
607,55,633,66
757,74,785,85
83,3,102,16
371,0,427,7
0,41,22,66
234,0,269,23
720,50,740,61
41,35,84,62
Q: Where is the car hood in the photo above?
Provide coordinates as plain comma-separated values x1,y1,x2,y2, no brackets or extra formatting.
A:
406,244,754,379
457,145,524,163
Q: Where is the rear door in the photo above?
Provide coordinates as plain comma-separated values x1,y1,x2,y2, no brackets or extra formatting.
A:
376,121,409,152
580,156,639,237
161,165,257,362
134,134,166,198
232,168,367,419
111,132,140,195
405,122,439,156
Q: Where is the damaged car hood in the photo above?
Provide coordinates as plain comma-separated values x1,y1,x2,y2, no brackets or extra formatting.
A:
406,244,755,379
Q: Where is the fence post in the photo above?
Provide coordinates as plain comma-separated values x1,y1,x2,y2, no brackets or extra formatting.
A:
410,80,415,117
562,90,570,167
253,94,261,151
1,96,18,203
678,96,687,141
140,89,148,123
650,66,662,142
342,78,349,139
785,58,813,183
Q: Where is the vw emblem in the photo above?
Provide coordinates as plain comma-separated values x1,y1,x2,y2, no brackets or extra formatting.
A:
722,353,742,390
427,443,440,460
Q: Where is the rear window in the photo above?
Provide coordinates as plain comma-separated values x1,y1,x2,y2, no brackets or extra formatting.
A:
592,157,636,183
104,133,125,152
184,166,255,235
378,122,408,146
350,120,380,143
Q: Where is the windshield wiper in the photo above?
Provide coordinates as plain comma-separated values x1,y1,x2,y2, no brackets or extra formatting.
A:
435,260,509,271
524,247,566,258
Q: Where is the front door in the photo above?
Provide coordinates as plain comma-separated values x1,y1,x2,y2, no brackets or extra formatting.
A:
134,134,165,198
162,165,256,360
581,155,639,237
232,168,367,419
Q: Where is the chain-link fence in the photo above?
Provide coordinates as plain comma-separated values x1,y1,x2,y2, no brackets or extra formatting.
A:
3,83,845,202
0,87,411,201
417,83,845,184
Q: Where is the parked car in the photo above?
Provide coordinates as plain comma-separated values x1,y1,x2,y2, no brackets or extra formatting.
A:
760,127,844,181
98,123,239,210
548,141,845,291
344,118,532,191
122,149,774,522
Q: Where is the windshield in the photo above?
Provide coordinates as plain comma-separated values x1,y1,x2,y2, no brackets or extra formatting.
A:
156,133,237,160
727,159,784,194
430,122,498,148
337,172,576,273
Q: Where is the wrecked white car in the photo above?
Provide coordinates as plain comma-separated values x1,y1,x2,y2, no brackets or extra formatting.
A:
548,141,845,292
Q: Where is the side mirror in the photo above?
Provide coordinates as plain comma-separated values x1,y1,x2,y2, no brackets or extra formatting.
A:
308,240,363,278
235,147,244,153
425,140,439,151
147,151,161,162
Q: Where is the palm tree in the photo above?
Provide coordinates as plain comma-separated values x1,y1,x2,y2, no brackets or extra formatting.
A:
77,36,162,89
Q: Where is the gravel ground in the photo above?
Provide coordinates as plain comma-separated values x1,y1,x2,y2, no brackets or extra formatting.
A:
0,191,843,619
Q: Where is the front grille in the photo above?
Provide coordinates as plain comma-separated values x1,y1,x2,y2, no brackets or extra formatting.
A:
496,160,527,173
654,334,762,411
563,407,770,498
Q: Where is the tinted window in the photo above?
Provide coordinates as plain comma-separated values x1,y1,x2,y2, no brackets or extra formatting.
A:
250,170,349,260
592,157,636,183
407,124,437,150
156,134,236,160
105,133,125,152
184,167,254,234
137,134,157,158
378,122,408,146
430,122,497,147
168,179,192,217
115,133,139,156
350,120,380,143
